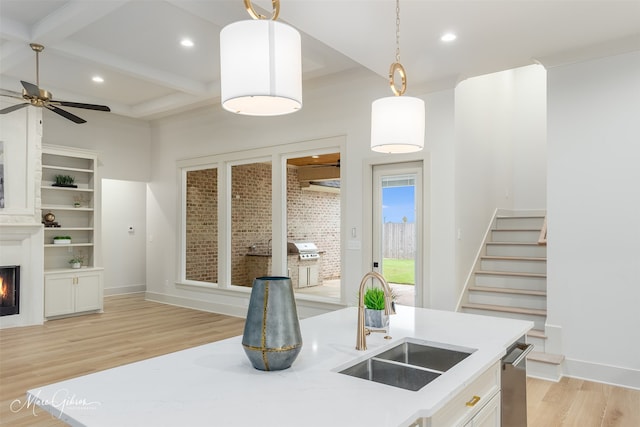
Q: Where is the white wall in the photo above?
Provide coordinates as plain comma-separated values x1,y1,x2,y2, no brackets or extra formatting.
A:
102,179,147,294
547,50,640,388
454,65,547,302
146,69,455,316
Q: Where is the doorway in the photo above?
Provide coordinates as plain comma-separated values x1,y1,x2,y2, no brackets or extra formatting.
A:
372,162,423,307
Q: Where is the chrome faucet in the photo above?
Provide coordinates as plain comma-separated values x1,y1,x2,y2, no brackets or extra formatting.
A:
356,271,396,350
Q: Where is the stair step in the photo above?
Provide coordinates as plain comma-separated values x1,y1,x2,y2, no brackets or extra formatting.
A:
461,303,547,317
468,286,546,297
491,229,541,243
527,351,565,365
482,255,546,261
480,256,546,274
495,216,545,230
527,329,547,339
476,270,546,278
486,242,547,257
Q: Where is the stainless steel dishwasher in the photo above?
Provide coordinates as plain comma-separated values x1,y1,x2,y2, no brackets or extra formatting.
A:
502,340,534,427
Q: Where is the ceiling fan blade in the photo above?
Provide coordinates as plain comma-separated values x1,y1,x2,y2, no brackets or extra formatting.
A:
45,105,87,124
0,103,30,114
53,101,111,112
1,88,24,98
21,81,40,98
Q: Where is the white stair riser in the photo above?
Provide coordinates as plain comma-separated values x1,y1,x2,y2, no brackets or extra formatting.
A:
480,258,546,274
495,217,545,230
526,335,546,353
526,359,563,382
461,308,546,329
468,291,547,310
475,274,546,291
486,244,547,257
491,230,540,242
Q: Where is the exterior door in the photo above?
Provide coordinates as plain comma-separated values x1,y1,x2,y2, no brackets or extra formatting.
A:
372,162,422,307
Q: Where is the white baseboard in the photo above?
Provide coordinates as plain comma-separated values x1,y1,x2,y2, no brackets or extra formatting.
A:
145,292,247,318
144,291,344,320
104,284,146,296
563,358,640,390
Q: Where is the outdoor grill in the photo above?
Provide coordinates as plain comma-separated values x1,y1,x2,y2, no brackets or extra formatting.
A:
287,241,320,260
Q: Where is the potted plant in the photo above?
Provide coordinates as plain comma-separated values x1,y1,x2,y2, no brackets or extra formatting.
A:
53,174,77,188
68,255,84,269
364,287,390,329
53,235,72,245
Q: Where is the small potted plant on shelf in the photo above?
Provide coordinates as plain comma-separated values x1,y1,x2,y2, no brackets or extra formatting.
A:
53,174,77,188
68,255,84,269
364,287,391,329
53,235,72,245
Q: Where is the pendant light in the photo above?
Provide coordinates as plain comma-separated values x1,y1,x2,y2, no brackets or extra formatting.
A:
220,0,302,116
371,0,425,153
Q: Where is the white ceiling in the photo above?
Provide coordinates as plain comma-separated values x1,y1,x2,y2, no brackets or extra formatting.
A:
1,0,638,121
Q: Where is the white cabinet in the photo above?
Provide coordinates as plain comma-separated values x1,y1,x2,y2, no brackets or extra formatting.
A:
45,270,103,317
464,393,500,427
424,362,501,427
41,145,103,318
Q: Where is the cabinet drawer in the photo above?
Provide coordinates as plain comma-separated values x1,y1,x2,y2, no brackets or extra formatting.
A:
429,361,500,427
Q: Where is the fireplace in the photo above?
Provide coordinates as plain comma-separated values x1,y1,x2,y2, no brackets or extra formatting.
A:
0,266,20,316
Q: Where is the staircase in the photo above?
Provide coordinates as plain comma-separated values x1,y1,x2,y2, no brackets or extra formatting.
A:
459,211,564,381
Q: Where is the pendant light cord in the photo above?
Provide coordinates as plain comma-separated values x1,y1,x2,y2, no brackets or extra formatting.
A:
395,0,401,63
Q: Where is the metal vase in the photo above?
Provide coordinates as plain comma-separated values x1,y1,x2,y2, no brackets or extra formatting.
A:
242,276,303,371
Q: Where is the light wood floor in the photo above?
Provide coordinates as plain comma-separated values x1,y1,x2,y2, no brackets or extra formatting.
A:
1,293,638,426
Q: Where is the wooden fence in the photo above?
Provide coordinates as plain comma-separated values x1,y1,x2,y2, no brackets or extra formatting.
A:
383,222,416,259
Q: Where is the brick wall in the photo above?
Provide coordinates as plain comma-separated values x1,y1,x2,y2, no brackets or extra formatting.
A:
185,163,341,286
185,168,217,282
231,163,272,286
286,167,341,280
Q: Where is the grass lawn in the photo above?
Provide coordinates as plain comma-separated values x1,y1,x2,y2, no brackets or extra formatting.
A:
382,258,415,285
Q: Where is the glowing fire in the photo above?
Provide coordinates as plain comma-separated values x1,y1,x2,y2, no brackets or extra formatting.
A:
0,277,5,301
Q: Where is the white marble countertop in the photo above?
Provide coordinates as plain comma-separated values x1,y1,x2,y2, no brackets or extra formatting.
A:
28,306,532,427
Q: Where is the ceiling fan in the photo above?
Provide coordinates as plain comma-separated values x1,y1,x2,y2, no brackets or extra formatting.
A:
0,43,110,124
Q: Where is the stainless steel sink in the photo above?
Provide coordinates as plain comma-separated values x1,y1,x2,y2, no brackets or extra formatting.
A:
375,341,472,372
338,339,475,391
340,358,441,391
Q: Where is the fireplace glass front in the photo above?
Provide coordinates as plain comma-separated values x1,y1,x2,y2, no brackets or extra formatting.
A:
0,265,20,316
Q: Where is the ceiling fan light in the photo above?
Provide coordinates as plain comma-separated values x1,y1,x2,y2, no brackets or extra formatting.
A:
220,19,302,116
371,95,425,153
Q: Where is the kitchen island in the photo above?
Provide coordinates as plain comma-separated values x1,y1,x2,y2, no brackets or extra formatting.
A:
28,306,532,426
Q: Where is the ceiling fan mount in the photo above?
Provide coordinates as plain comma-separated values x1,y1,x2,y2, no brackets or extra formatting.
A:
0,43,111,124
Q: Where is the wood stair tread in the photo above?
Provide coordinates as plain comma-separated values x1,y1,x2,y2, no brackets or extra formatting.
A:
496,215,545,219
486,242,545,247
475,270,546,278
527,351,565,365
468,286,546,297
527,329,547,339
481,255,546,261
462,302,547,316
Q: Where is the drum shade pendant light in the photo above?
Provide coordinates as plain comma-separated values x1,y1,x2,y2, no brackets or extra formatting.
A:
371,0,425,153
220,0,302,116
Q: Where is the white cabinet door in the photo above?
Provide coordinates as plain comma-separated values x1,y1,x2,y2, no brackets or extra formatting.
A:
464,393,500,427
45,275,75,317
45,270,103,317
75,272,103,312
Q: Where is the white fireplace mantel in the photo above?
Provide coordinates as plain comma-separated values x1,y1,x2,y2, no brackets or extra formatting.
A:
0,223,44,328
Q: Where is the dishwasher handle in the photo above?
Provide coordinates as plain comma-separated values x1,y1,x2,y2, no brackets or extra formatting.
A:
503,343,534,367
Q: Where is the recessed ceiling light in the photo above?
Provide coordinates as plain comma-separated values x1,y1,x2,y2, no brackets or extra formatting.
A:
92,76,104,83
180,38,194,48
441,33,457,42
311,155,320,159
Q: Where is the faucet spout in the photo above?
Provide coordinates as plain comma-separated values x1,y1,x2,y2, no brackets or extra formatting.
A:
356,271,395,351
